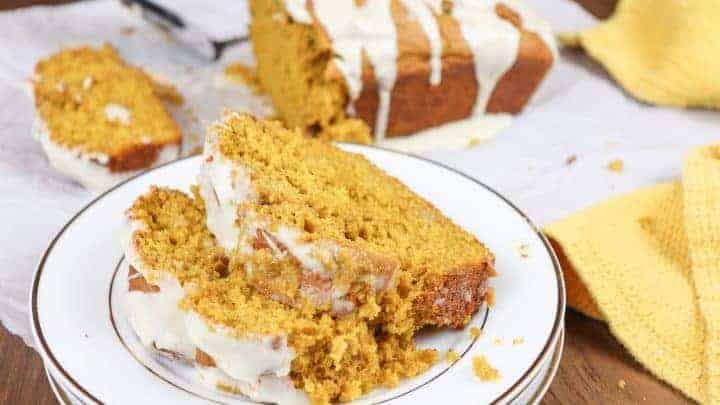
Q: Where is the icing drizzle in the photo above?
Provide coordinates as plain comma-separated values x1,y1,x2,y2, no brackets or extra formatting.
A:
281,0,555,139
311,0,398,141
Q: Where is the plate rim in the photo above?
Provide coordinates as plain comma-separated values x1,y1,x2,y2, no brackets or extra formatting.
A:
30,144,566,405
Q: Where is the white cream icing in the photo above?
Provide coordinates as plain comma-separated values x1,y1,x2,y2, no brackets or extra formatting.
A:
282,0,313,24
280,0,554,139
500,0,558,60
452,0,520,114
198,122,360,312
121,214,306,404
400,0,443,86
32,118,179,191
309,0,398,141
197,366,308,405
104,103,132,126
185,312,295,383
121,219,197,359
377,112,512,153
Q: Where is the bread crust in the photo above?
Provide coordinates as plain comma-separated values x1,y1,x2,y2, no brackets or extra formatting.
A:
354,6,554,137
105,140,180,172
414,259,497,328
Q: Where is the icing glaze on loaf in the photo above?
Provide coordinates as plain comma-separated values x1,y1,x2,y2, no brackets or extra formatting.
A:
309,0,398,141
399,0,443,85
452,0,520,115
281,0,555,139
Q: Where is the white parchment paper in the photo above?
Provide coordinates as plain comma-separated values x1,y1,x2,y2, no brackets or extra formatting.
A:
0,0,717,347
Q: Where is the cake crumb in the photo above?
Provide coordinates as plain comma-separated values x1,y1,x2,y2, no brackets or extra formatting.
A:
121,26,137,36
485,287,496,307
565,154,577,165
607,159,624,172
517,242,530,259
472,356,500,382
225,63,263,94
446,350,460,363
617,379,627,390
512,337,525,345
470,327,483,339
467,137,485,148
492,336,503,346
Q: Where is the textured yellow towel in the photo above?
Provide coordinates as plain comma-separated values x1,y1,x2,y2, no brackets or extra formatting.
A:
546,145,720,403
684,146,720,402
567,0,720,110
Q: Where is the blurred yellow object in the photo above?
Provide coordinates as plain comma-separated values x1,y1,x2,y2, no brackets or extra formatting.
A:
571,0,720,110
546,145,720,403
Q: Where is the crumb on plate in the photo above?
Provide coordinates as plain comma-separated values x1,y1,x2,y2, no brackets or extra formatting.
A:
517,242,530,259
472,355,500,382
446,350,460,363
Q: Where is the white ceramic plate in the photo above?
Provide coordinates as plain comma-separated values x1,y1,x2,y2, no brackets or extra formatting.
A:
44,328,564,405
31,145,565,404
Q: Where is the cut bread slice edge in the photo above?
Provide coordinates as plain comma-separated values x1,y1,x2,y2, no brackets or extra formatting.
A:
198,125,396,316
120,187,309,404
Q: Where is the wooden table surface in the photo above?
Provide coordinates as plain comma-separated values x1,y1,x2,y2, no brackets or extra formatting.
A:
0,0,695,404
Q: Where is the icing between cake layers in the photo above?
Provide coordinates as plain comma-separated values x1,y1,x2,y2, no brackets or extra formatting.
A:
197,128,367,313
120,218,309,405
281,0,556,140
32,118,178,191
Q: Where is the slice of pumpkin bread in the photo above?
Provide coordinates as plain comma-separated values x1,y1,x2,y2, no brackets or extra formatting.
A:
32,44,183,190
198,113,496,328
121,186,436,404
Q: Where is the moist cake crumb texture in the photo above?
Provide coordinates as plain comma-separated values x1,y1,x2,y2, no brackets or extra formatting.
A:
127,187,439,404
126,186,227,285
214,113,495,329
33,44,181,171
249,0,373,144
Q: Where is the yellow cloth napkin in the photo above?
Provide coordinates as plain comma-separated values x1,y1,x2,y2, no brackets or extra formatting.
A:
565,0,720,110
545,145,720,403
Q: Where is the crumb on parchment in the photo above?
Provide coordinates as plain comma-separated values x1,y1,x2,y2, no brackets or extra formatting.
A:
607,159,624,173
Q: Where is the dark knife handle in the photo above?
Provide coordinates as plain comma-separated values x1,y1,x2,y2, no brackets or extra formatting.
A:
120,0,186,29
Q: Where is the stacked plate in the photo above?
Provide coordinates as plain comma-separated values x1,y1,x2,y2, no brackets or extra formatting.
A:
30,145,566,404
